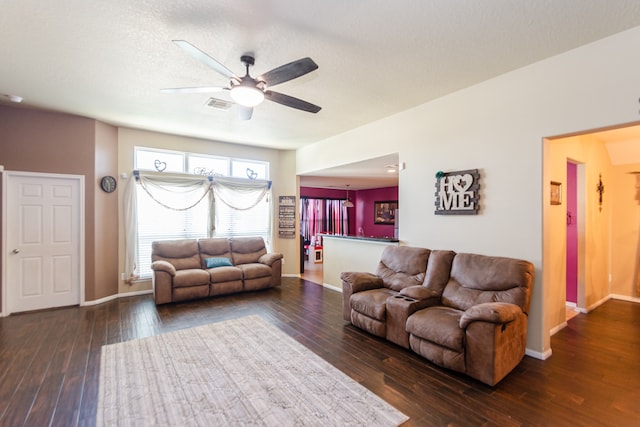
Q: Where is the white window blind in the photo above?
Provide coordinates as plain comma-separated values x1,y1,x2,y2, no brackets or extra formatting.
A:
135,176,210,278
214,196,270,238
212,177,272,248
136,192,208,278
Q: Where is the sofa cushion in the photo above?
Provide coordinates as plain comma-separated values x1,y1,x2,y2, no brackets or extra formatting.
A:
199,238,233,268
409,335,466,374
376,246,431,291
422,250,456,292
151,239,201,270
172,269,211,288
351,311,386,338
350,288,398,321
208,266,243,282
205,257,233,268
406,306,465,352
442,253,534,312
237,263,272,280
231,237,268,265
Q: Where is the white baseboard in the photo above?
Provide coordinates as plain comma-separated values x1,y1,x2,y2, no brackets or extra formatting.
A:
611,294,640,304
526,347,552,360
550,321,568,336
561,294,638,316
322,283,342,293
282,274,301,278
584,295,611,312
81,289,153,307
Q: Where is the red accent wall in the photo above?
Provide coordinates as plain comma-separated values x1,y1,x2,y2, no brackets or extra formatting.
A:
300,186,398,238
300,187,348,198
566,162,578,303
356,187,398,238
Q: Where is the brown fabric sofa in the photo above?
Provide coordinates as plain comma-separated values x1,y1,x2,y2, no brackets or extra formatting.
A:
151,237,283,305
341,246,534,386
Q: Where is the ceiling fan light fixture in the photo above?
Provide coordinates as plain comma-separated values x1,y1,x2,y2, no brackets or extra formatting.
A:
230,83,265,107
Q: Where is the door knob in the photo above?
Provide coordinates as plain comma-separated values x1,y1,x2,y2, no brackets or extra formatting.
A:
11,249,20,254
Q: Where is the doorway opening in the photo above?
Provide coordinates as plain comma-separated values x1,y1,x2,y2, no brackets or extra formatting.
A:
545,120,640,337
565,160,583,321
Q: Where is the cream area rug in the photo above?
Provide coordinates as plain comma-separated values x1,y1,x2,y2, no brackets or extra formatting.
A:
97,315,409,426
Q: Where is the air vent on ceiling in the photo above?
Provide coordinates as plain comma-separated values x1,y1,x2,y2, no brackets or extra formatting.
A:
205,97,233,111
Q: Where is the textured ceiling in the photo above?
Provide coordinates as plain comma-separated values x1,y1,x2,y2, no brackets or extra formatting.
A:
3,1,640,152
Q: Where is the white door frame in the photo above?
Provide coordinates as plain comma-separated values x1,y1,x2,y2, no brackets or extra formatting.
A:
1,170,85,316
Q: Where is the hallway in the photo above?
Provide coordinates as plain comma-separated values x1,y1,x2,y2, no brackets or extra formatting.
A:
301,258,323,285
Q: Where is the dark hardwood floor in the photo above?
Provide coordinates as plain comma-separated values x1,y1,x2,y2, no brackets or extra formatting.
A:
1,278,638,426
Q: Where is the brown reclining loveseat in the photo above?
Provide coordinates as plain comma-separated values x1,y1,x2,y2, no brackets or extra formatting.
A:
341,245,534,385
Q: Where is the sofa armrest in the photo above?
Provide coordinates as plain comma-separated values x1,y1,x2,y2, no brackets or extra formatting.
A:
460,302,523,329
340,272,384,293
340,272,383,322
151,260,176,276
399,286,440,303
258,252,284,266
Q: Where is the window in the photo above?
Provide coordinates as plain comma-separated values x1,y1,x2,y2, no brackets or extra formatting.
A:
135,148,185,173
231,160,267,180
129,148,271,280
188,155,229,176
136,181,210,278
134,148,268,180
213,179,271,240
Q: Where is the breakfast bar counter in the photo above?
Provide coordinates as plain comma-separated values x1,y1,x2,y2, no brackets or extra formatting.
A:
321,235,399,291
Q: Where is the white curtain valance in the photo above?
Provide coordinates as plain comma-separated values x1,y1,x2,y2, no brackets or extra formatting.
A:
136,171,212,211
212,176,272,211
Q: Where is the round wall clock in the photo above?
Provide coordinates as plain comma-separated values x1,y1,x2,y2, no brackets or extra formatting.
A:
100,176,117,193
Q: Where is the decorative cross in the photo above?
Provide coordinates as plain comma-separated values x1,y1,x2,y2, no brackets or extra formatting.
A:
597,173,605,212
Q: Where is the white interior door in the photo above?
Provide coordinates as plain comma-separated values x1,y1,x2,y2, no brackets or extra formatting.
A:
4,172,83,313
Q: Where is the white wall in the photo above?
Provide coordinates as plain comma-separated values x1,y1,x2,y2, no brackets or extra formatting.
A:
297,26,640,356
116,127,298,294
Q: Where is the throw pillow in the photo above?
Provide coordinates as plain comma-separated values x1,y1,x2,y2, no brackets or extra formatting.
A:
206,257,233,268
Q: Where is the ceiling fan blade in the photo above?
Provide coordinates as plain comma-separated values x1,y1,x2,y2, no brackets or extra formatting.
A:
172,40,238,81
160,86,227,94
237,105,253,120
264,90,321,113
258,57,318,87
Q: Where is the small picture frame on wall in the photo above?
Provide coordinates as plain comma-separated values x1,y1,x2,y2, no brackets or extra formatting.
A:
550,181,562,205
374,200,398,224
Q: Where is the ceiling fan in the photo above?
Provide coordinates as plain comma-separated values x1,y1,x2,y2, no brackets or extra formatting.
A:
162,40,321,120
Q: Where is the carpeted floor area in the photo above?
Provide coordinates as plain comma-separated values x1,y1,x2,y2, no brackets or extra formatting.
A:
97,315,409,426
